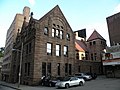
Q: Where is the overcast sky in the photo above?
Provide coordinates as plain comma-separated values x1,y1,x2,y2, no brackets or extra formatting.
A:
0,0,120,47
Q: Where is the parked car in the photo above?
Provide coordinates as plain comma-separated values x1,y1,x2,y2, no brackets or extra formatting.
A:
86,72,97,79
55,76,85,88
41,76,63,87
75,73,92,81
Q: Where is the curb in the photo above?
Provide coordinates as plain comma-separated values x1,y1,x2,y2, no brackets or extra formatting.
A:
0,83,21,90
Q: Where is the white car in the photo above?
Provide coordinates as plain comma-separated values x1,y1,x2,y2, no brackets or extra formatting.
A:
55,76,85,88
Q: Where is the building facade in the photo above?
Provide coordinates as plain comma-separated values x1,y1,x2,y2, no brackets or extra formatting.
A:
1,6,30,82
107,12,120,46
102,45,120,78
74,30,106,75
12,5,75,85
87,30,106,62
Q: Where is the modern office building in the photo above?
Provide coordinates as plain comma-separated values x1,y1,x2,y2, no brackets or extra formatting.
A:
1,6,30,82
106,12,120,46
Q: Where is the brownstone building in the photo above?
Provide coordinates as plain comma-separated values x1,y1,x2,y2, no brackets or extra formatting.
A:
106,12,120,46
12,5,75,85
74,30,106,74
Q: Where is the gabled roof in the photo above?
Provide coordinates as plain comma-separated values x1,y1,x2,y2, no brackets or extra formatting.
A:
75,40,89,52
39,5,73,32
87,30,105,41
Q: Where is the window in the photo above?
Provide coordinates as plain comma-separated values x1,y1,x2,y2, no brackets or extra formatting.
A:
89,42,92,46
28,63,30,76
26,44,28,54
57,25,60,28
64,46,68,56
60,30,63,39
47,63,51,75
66,33,70,40
29,43,31,53
57,63,60,75
56,44,61,56
52,28,55,37
56,29,59,37
69,64,72,75
65,63,68,75
94,53,97,61
47,43,52,55
24,63,30,76
42,62,46,76
91,54,93,60
93,41,96,45
44,27,48,35
76,52,79,59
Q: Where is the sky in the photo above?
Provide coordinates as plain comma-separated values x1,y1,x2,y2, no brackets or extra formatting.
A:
0,0,120,47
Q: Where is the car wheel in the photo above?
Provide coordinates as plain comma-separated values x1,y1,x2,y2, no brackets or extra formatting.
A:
79,81,84,86
65,83,69,88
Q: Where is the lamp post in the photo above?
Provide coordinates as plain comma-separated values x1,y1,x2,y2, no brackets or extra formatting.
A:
12,42,23,89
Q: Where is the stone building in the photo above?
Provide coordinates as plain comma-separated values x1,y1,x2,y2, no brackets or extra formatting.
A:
12,5,75,85
74,30,106,74
1,6,30,82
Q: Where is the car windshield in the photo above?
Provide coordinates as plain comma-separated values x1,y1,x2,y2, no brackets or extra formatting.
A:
61,77,71,81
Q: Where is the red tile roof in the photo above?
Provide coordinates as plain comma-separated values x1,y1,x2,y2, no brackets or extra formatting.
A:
75,40,88,52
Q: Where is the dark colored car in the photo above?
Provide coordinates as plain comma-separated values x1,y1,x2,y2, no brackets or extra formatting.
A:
41,76,63,87
86,72,97,79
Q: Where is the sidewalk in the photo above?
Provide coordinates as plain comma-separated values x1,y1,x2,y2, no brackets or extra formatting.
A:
0,80,26,90
0,80,52,90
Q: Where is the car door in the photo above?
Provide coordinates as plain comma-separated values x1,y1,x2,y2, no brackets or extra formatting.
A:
70,77,79,86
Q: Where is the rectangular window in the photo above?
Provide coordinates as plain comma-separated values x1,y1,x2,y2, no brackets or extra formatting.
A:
60,30,63,39
64,46,68,56
56,29,59,37
69,64,72,75
26,44,28,54
52,28,55,37
25,63,27,73
29,43,31,53
47,43,52,55
91,54,93,60
65,63,68,75
44,27,48,35
27,63,30,76
47,63,51,75
57,63,60,76
94,53,97,61
42,62,46,76
56,44,61,56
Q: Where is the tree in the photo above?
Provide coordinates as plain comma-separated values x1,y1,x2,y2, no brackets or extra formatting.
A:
0,47,4,58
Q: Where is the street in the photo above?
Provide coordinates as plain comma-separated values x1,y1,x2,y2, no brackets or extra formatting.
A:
0,85,14,90
0,76,120,90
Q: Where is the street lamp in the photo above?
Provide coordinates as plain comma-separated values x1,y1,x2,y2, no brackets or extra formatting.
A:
12,42,23,89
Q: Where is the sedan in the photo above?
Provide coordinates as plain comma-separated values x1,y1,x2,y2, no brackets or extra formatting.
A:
75,73,92,81
55,76,85,88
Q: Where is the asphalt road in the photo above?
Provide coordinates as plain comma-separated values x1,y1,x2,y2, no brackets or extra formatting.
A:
0,76,120,90
0,85,14,90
